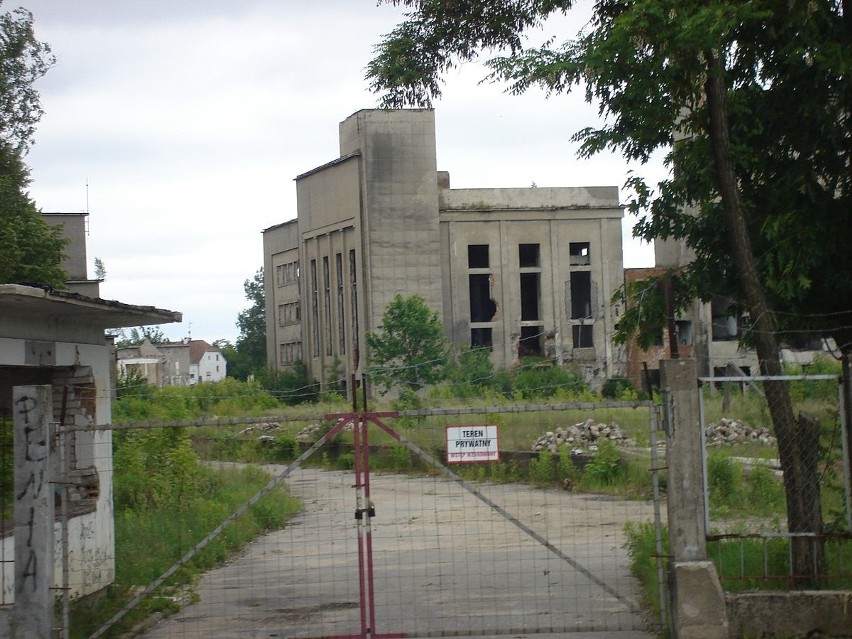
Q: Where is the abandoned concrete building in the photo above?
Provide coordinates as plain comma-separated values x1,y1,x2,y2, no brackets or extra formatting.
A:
263,109,627,394
1,212,181,628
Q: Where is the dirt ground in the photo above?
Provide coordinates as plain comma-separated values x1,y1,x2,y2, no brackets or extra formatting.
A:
141,466,661,639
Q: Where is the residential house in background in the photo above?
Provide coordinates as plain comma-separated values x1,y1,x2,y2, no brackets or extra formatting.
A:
263,109,626,396
116,338,226,385
1,212,181,628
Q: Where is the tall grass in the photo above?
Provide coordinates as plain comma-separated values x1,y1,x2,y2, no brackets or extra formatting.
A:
69,428,300,638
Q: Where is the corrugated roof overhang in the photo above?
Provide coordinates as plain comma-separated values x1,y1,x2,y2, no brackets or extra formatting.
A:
0,284,182,329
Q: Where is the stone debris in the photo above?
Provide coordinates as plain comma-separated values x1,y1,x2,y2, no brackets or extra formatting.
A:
705,418,776,446
239,422,282,435
294,423,327,441
531,418,632,453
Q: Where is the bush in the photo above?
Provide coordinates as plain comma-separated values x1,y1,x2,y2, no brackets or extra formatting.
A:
261,361,320,405
512,357,587,399
528,450,555,486
582,439,625,487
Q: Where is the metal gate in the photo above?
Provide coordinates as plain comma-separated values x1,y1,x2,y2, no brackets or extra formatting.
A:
76,400,662,638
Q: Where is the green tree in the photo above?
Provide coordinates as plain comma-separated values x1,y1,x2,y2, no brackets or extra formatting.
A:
367,0,851,586
233,268,267,378
366,294,450,394
114,325,168,348
0,5,65,287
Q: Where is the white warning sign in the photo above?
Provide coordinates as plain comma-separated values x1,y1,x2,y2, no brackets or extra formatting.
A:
446,425,499,463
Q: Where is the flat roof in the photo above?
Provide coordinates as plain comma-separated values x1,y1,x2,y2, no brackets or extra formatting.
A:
0,284,182,329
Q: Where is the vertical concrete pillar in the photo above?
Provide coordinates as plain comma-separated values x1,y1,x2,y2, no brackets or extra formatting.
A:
660,360,729,639
12,385,55,639
661,358,706,560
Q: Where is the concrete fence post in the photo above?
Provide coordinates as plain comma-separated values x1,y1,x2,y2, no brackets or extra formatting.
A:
660,359,729,639
12,385,55,639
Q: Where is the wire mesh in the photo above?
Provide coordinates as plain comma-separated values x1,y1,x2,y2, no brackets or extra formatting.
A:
698,374,852,589
61,402,659,638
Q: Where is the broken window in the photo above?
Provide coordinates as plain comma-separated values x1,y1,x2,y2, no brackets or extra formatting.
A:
520,273,540,321
676,320,693,345
336,253,345,354
519,243,540,267
349,249,359,367
323,256,332,356
310,260,319,357
468,244,489,268
469,274,496,322
570,271,592,319
711,296,740,341
569,242,590,266
572,324,594,348
519,326,542,356
471,327,493,350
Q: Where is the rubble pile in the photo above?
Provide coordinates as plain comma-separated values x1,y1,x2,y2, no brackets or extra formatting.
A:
705,418,776,446
239,422,281,435
531,418,632,453
295,423,326,441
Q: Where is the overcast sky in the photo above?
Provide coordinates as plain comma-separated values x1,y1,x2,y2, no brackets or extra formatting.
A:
21,0,665,344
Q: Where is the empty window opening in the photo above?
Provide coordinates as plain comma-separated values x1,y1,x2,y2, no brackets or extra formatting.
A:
573,324,594,348
676,320,693,345
711,296,740,341
469,274,497,322
570,271,592,318
471,328,493,350
349,249,360,367
310,260,319,357
569,242,590,266
519,326,542,357
519,243,540,268
468,244,489,268
520,272,540,321
323,256,332,356
336,253,345,354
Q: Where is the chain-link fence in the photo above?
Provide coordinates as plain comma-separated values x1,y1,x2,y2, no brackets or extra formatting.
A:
6,398,660,638
698,374,852,589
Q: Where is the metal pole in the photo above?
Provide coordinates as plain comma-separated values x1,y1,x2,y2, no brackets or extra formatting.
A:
352,405,369,637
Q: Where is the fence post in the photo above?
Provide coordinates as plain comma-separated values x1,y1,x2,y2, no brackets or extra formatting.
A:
12,385,55,639
660,359,728,639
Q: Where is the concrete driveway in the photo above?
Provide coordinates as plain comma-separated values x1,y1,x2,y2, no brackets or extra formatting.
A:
142,466,659,639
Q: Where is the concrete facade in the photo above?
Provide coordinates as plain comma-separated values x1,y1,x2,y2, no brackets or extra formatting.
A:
0,285,180,621
41,212,102,298
263,109,626,393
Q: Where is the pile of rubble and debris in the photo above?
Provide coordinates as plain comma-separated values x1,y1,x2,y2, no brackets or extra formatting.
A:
531,418,632,453
704,418,776,446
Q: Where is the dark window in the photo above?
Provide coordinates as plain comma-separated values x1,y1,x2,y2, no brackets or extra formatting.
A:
471,328,493,350
520,272,540,321
310,260,319,357
468,244,489,268
519,326,542,356
349,249,359,367
323,257,332,356
572,324,594,348
519,243,540,267
469,274,496,322
336,253,345,355
570,271,592,319
569,242,590,266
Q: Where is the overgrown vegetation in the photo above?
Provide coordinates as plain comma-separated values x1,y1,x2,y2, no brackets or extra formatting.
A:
70,427,300,638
